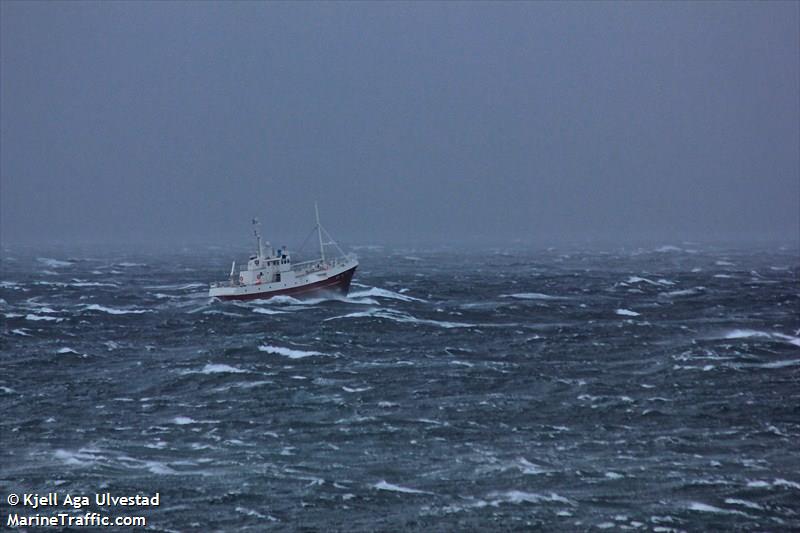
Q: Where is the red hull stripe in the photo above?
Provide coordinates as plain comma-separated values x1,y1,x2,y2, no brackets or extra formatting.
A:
216,266,357,301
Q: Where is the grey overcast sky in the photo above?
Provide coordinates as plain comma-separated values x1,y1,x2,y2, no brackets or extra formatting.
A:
1,1,798,247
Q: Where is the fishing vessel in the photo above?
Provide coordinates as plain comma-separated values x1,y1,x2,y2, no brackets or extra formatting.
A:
209,204,358,301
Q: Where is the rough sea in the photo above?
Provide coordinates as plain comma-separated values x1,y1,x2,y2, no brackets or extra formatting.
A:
1,243,799,531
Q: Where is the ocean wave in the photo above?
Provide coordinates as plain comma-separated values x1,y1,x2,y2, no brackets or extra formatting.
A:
68,280,119,287
349,287,426,302
486,490,574,506
324,308,474,329
615,308,641,317
25,314,64,322
500,292,563,300
659,287,706,298
723,329,800,347
687,502,749,517
37,257,73,268
186,364,249,374
82,304,150,315
144,282,206,290
258,344,326,359
252,307,288,315
373,480,432,495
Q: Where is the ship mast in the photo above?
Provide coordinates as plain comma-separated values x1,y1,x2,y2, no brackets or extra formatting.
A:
315,202,325,263
253,218,264,259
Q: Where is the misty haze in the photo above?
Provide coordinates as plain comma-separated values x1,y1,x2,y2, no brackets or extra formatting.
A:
1,2,799,532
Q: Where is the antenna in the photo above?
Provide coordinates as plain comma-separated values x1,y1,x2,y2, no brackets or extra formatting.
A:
315,202,325,263
252,217,264,259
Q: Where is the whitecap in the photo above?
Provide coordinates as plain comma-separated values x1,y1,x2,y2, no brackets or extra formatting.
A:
146,462,176,475
115,262,146,268
25,314,63,322
348,287,426,302
199,364,248,374
660,287,705,298
252,307,287,315
774,478,800,489
373,480,432,495
654,245,682,253
258,344,326,359
12,328,31,336
724,498,763,510
82,304,150,315
516,457,547,475
324,308,473,329
37,257,73,268
615,308,640,317
487,490,574,506
144,282,205,290
57,348,80,354
687,502,748,516
625,276,661,286
54,449,99,467
342,386,371,393
171,416,196,425
724,329,800,347
500,292,563,300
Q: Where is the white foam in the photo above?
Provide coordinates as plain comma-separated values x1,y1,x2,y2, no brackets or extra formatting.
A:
146,462,176,475
687,502,748,516
724,329,800,347
12,329,31,336
199,364,248,374
54,449,98,467
616,308,640,317
144,282,205,290
654,245,682,253
25,314,63,322
660,287,705,298
774,478,800,489
487,490,574,505
373,480,432,495
57,348,80,354
625,276,661,286
172,416,196,425
516,457,547,475
69,278,119,287
252,307,287,315
325,308,473,329
348,287,426,302
758,359,800,369
115,262,146,267
342,386,371,393
258,344,326,359
501,292,563,300
37,257,73,268
83,304,150,315
724,498,763,510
